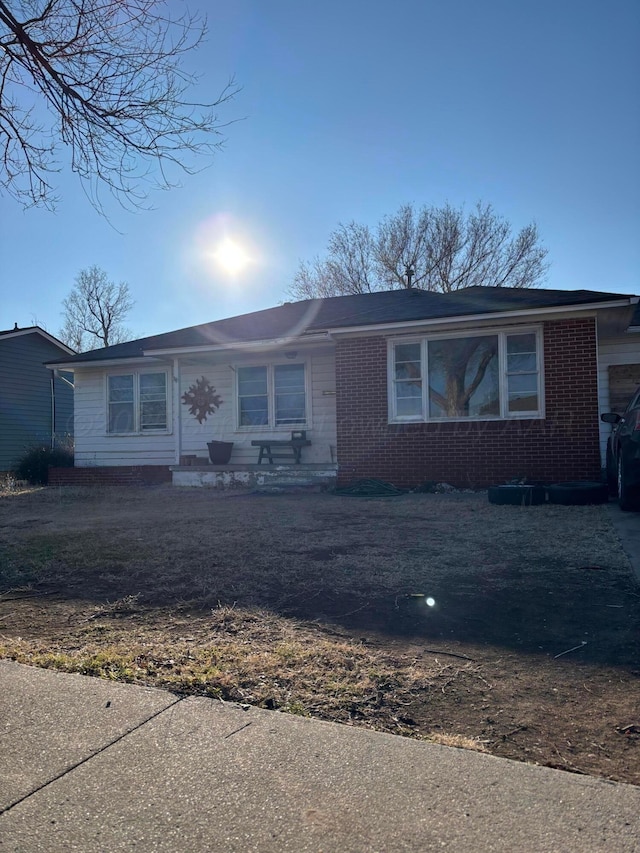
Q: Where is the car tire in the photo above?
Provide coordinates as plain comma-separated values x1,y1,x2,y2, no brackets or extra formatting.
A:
605,445,617,497
488,485,547,506
617,455,640,512
547,481,609,506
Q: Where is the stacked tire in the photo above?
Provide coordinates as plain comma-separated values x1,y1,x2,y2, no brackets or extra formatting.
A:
488,481,609,506
547,481,609,506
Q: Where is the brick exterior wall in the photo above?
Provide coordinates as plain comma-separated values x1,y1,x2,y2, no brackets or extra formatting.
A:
336,318,602,489
48,466,172,486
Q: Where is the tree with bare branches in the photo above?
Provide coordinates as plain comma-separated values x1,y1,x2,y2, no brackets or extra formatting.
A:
290,202,548,299
0,0,236,212
291,202,549,419
60,266,133,351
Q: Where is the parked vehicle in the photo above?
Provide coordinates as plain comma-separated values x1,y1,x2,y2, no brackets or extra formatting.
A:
601,388,640,510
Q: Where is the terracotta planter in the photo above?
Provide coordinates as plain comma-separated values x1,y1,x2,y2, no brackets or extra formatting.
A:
207,441,234,465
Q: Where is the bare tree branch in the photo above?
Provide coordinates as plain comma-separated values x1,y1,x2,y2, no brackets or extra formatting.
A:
0,0,238,212
60,265,133,350
289,201,549,300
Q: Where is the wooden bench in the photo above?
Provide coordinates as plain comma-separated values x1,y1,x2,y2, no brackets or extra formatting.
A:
251,438,311,464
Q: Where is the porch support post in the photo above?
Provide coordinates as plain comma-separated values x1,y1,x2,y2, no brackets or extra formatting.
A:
173,357,182,465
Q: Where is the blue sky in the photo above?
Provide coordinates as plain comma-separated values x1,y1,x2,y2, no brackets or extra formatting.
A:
1,0,639,342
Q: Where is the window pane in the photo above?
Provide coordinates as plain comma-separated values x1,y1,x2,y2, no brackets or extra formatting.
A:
506,334,538,413
274,363,305,391
394,343,423,417
108,374,133,403
108,375,134,432
275,365,305,424
240,396,269,426
507,352,537,372
238,366,267,395
508,374,539,412
140,374,167,430
394,343,421,382
276,393,306,424
395,343,421,363
109,402,134,433
141,401,167,430
397,396,423,416
507,333,536,355
140,373,166,399
428,336,499,418
396,382,423,399
239,367,269,426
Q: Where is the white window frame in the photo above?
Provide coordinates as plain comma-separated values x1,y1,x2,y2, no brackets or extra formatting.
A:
105,369,171,435
388,326,544,423
235,360,311,431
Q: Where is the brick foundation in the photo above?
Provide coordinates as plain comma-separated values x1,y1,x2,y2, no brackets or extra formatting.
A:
48,466,172,486
336,318,602,489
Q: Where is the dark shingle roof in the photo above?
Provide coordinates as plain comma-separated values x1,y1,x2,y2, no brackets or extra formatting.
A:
51,286,636,364
0,325,74,352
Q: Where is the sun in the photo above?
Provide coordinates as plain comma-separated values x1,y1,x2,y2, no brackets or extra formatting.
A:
213,238,250,274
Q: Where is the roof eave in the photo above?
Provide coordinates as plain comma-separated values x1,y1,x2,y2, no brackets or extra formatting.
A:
143,332,332,357
325,297,639,336
44,355,154,370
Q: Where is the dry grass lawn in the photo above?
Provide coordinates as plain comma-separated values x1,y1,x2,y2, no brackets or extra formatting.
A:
0,483,639,783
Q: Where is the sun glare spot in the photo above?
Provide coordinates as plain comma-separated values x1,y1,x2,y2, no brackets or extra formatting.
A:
213,238,250,274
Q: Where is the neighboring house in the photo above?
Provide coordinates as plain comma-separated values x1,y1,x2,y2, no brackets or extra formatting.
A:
46,286,640,488
0,325,75,471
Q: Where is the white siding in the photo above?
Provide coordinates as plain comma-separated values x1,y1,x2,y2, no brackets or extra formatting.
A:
73,366,176,466
73,347,337,466
597,333,640,464
180,348,336,464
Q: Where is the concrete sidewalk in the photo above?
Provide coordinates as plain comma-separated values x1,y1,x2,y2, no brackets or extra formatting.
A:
1,661,639,852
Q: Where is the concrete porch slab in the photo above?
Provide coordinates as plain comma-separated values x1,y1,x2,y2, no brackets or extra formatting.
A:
170,463,338,489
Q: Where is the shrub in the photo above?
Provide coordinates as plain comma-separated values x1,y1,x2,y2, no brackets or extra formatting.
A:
14,445,74,485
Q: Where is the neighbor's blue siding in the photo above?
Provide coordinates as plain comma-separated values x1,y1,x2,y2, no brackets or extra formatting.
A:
0,334,74,470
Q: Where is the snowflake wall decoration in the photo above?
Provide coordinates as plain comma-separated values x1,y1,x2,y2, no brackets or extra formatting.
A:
181,376,223,424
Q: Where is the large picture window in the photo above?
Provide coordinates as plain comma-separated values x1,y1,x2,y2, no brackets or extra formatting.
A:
237,363,307,428
389,329,542,422
107,371,168,433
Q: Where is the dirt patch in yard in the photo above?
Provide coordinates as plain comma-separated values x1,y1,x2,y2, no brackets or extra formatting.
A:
0,485,639,784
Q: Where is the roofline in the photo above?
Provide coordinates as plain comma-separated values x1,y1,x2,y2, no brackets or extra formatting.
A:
142,333,331,357
0,327,75,354
45,356,157,370
324,297,639,336
43,295,639,366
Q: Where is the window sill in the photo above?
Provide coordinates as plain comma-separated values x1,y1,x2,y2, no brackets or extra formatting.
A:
106,430,173,437
234,425,310,434
388,414,544,425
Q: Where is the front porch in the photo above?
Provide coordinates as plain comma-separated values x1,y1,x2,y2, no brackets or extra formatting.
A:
170,462,337,490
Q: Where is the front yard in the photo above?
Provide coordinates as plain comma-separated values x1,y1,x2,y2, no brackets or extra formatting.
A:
0,484,639,784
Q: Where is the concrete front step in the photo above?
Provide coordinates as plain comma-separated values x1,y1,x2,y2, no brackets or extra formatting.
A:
252,482,330,494
171,464,337,490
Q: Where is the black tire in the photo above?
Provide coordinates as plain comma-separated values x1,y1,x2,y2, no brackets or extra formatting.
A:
617,455,640,512
488,485,546,506
547,481,609,506
605,445,617,497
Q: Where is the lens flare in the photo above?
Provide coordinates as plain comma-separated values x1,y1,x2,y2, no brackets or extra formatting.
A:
213,238,250,274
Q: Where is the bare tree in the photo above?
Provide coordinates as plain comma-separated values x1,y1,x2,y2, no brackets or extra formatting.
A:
291,202,549,420
60,266,133,350
293,222,378,299
0,0,237,212
290,202,548,299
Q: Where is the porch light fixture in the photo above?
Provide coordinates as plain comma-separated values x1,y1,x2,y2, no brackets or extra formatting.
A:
284,351,298,359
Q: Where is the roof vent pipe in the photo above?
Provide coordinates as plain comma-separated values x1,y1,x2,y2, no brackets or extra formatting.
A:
405,266,414,289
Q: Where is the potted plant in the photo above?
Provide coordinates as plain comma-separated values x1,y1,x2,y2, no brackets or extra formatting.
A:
206,440,234,465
